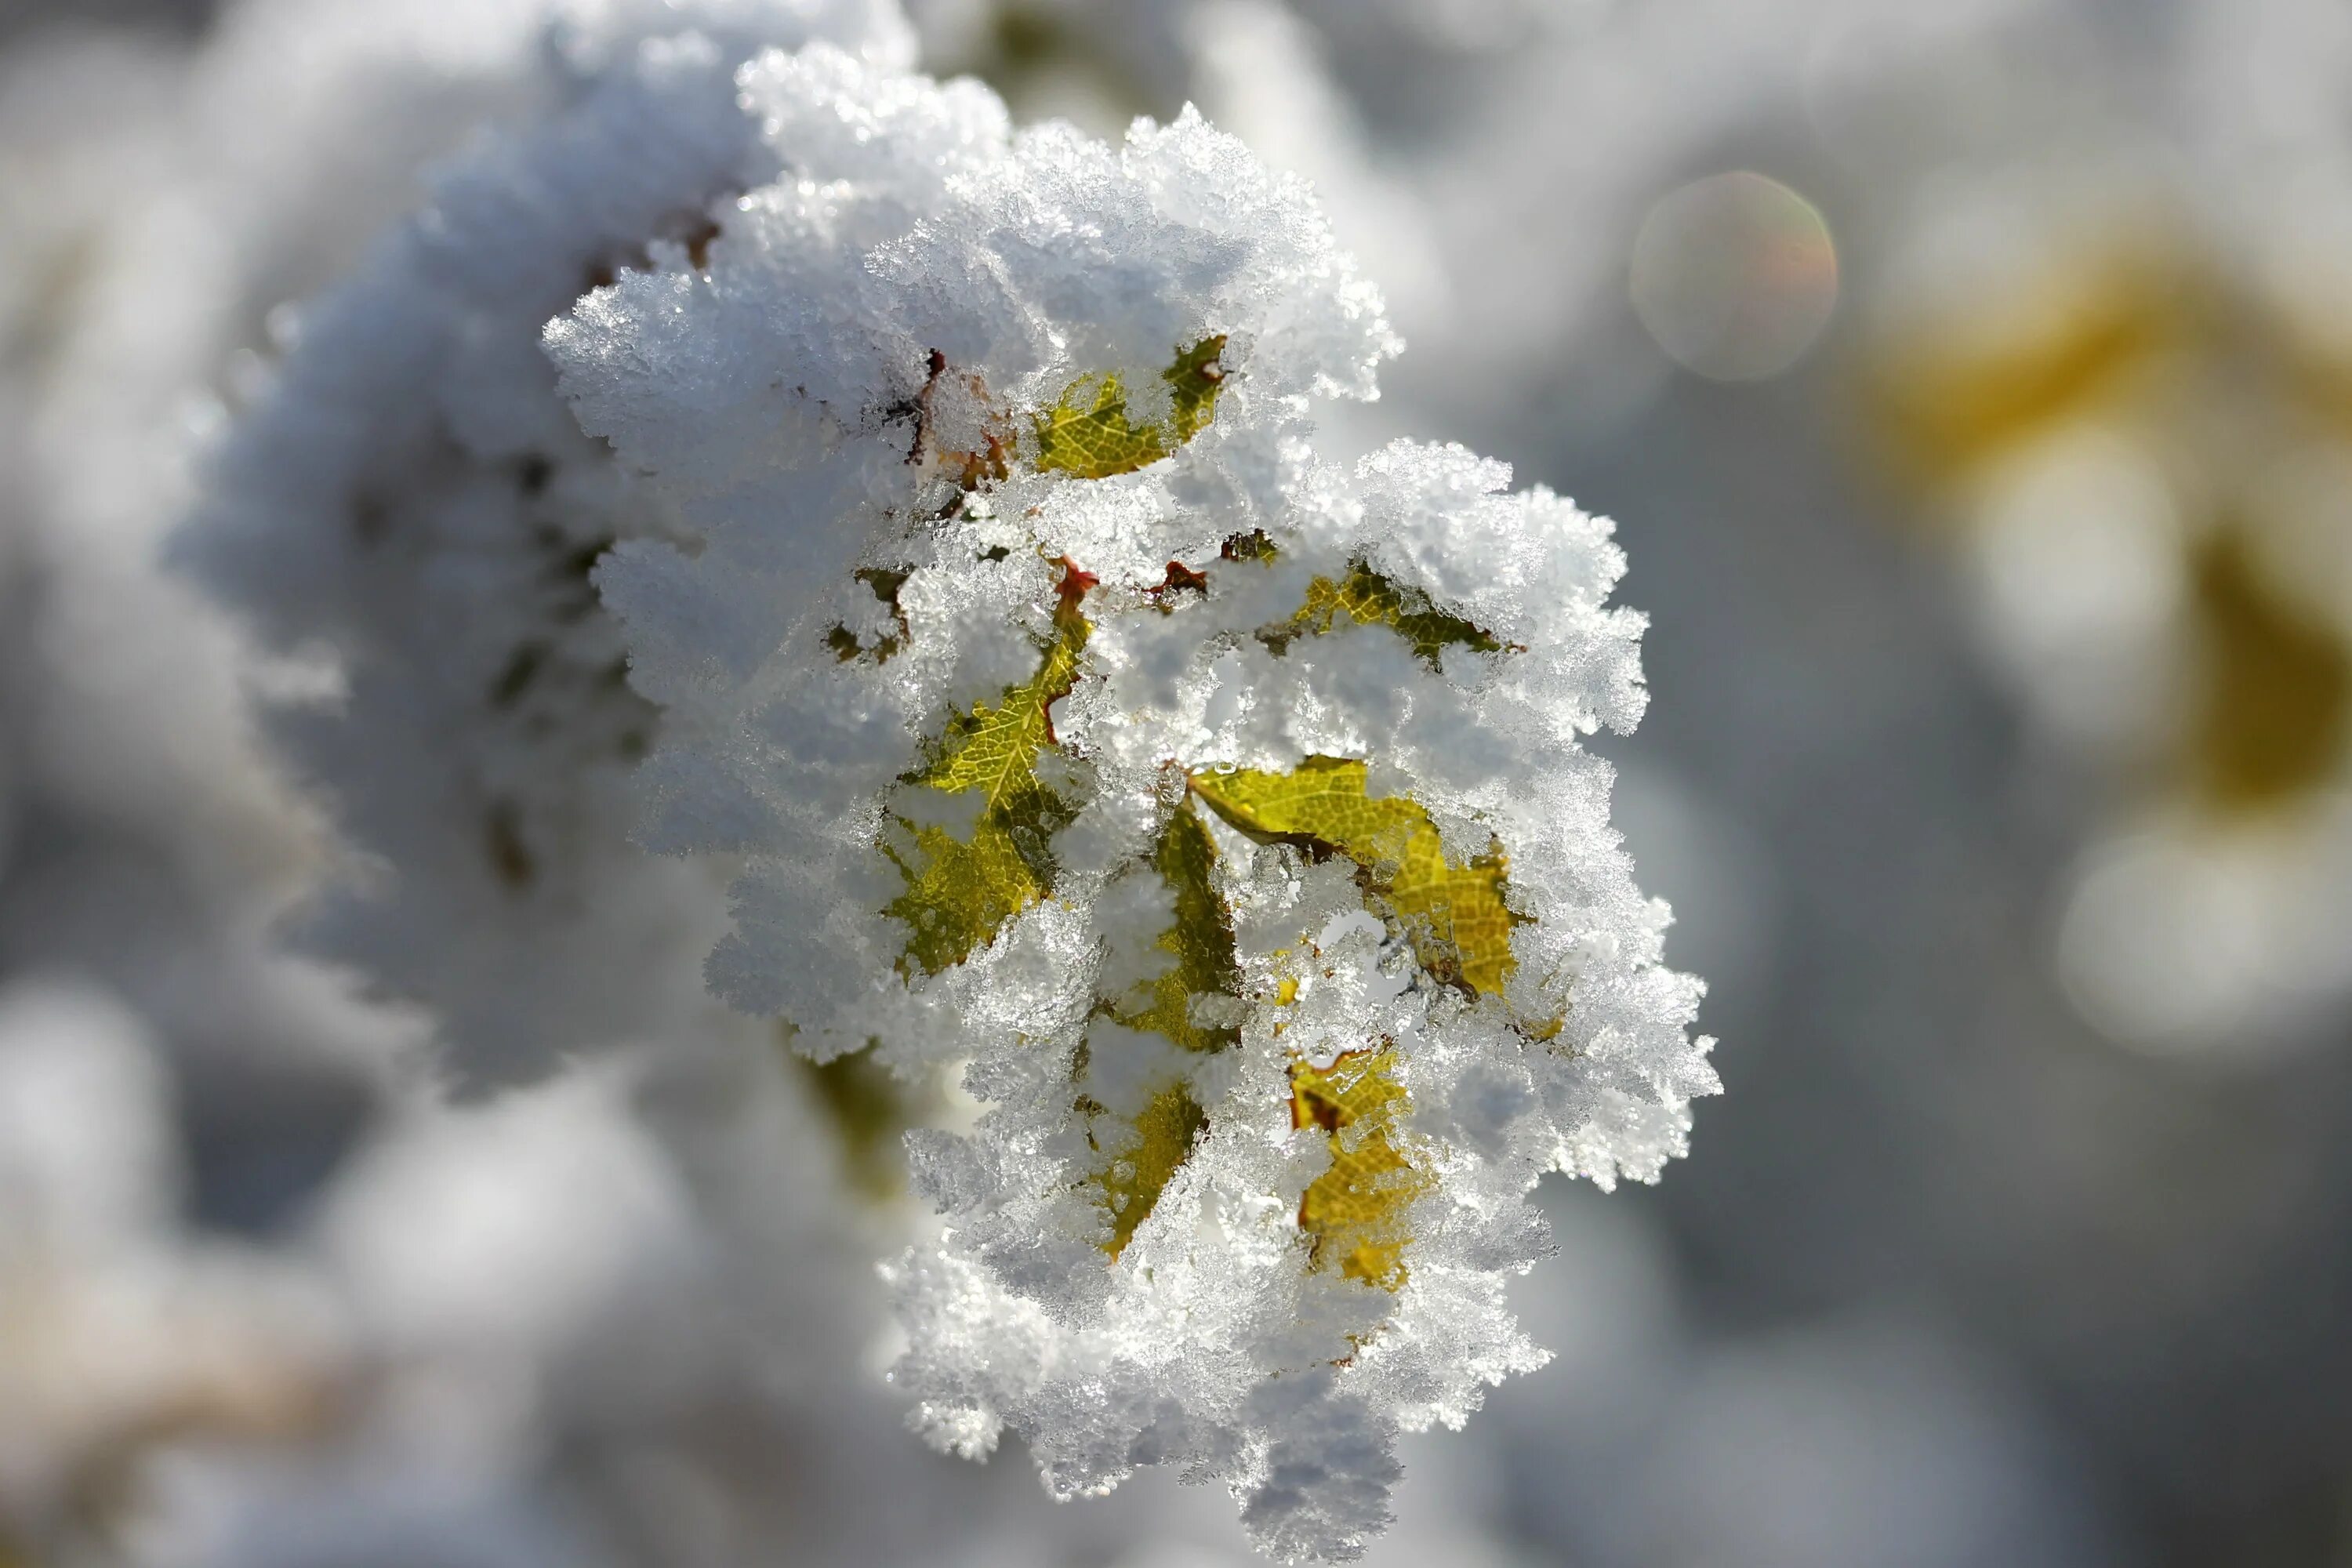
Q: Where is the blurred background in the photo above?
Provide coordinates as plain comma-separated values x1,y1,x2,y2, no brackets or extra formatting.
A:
6,0,2352,1563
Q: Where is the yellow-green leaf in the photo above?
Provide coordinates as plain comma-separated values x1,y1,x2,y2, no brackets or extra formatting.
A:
1290,1047,1428,1290
1080,803,1243,1256
826,567,910,663
1264,561,1501,672
1091,1080,1209,1259
1220,528,1278,563
1189,757,1521,998
1100,804,1243,1054
880,572,1090,976
1033,336,1227,480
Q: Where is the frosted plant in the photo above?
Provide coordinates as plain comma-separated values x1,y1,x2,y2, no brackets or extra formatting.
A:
549,42,1711,1558
181,0,918,1083
0,0,612,1128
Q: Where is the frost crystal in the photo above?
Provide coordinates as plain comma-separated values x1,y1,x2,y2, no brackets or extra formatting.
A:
547,42,1711,1559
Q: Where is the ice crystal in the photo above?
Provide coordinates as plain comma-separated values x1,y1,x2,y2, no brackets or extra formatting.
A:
546,38,1711,1560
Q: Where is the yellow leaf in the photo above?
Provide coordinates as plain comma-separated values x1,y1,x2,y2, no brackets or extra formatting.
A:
1290,1047,1428,1290
1033,336,1227,480
880,567,1091,976
1189,757,1521,998
1267,561,1501,671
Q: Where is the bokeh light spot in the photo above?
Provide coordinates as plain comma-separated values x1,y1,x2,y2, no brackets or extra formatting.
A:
1631,171,1839,383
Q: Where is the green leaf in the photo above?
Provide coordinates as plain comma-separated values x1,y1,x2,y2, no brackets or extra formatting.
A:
1033,336,1227,480
1289,1047,1428,1291
880,569,1091,977
1189,757,1521,999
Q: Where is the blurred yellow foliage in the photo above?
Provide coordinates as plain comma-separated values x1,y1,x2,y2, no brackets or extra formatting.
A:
2190,531,2351,811
796,1040,915,1200
1865,233,2352,818
1869,253,2190,489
